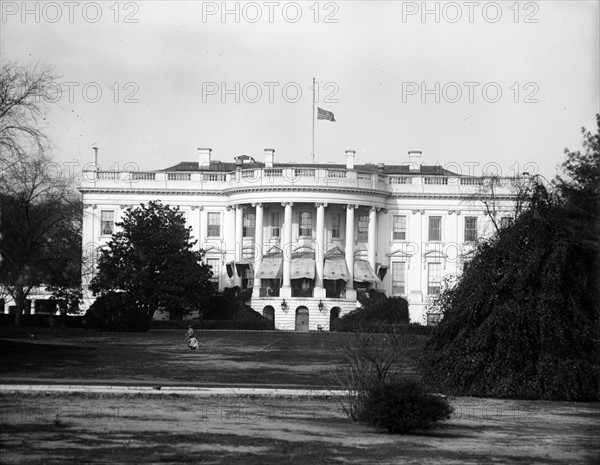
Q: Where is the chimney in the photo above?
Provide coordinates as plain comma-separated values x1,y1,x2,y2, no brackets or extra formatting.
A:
408,150,422,171
92,146,98,166
264,148,275,168
198,147,212,167
345,150,355,170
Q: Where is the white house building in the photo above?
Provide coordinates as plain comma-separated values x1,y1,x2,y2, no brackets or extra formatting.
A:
78,148,520,330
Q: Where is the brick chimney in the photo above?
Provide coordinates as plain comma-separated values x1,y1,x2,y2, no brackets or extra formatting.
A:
345,150,355,170
198,148,212,167
408,150,422,172
264,148,275,168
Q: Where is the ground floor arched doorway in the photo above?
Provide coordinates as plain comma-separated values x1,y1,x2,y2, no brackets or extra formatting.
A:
262,306,275,327
295,306,309,332
329,307,340,330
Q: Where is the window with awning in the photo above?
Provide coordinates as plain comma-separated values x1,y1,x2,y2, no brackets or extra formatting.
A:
255,258,283,279
353,260,381,283
291,257,315,279
323,258,349,281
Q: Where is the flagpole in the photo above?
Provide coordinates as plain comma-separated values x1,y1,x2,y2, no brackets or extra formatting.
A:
311,77,315,164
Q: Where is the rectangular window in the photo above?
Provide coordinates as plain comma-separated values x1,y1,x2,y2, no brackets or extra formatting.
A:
427,262,442,295
299,211,312,237
391,262,406,295
392,215,407,240
464,217,478,242
100,210,114,236
428,216,442,242
206,258,221,290
357,214,369,242
271,212,280,237
331,213,341,239
207,212,221,237
500,216,513,229
243,212,255,237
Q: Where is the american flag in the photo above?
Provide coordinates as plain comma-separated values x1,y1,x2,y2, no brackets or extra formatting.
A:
317,107,336,122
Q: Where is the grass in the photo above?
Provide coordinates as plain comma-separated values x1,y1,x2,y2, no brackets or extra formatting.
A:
1,392,599,464
0,327,426,387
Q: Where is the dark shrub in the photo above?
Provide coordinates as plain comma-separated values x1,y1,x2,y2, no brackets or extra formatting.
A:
84,292,149,332
203,293,238,320
233,304,274,330
364,379,453,434
335,296,410,332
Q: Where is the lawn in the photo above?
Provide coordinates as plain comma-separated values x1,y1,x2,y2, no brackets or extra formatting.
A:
1,327,599,464
0,327,425,387
1,392,598,464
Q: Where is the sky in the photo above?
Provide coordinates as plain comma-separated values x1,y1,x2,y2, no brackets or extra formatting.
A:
1,1,599,181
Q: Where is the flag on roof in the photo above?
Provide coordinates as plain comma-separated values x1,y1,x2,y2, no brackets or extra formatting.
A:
317,107,335,122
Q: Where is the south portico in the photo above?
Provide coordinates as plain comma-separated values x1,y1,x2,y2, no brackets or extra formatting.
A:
222,195,385,330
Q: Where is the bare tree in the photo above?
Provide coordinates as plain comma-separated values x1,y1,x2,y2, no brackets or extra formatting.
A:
0,62,59,167
474,175,531,235
0,152,81,324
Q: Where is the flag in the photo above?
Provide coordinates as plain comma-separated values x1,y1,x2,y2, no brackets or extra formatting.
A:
317,107,336,122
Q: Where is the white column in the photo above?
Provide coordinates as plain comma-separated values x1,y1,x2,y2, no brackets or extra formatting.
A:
235,205,243,262
314,202,327,298
234,205,244,287
345,205,356,296
225,206,236,286
253,202,264,292
281,202,293,297
368,206,377,270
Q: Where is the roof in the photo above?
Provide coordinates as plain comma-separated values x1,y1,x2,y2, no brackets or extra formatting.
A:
162,161,459,176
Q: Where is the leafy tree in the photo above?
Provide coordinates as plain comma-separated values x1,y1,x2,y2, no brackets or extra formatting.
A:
90,201,214,322
419,116,600,401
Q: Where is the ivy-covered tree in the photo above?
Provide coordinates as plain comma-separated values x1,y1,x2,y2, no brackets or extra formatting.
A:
90,201,214,323
419,116,600,401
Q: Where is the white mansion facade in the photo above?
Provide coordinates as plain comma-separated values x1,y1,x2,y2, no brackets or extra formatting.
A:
79,148,519,330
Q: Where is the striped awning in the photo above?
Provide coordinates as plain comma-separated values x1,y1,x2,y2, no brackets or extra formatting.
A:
291,258,315,280
323,258,349,281
255,258,283,279
353,260,381,283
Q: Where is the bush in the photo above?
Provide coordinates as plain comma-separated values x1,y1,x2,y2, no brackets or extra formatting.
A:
84,292,149,332
233,304,274,329
335,296,409,332
364,380,453,434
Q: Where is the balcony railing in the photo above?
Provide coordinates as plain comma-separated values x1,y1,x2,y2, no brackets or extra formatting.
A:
389,176,412,184
167,172,191,181
423,176,448,185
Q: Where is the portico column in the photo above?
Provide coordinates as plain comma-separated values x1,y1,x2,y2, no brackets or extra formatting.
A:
253,202,264,292
345,205,357,297
314,202,327,298
234,205,243,287
281,202,293,297
235,205,243,262
368,206,377,270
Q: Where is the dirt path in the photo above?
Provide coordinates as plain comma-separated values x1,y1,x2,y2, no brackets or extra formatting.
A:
1,393,598,464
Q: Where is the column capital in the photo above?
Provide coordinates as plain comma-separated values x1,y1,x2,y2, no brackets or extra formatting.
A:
370,206,381,212
226,206,234,211
315,202,328,208
281,202,294,207
191,205,204,211
252,202,263,208
346,204,359,210
412,209,425,215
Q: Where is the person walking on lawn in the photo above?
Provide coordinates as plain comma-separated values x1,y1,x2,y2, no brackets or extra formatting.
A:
185,325,194,342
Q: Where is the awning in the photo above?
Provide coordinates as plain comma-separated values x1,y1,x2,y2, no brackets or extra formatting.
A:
324,258,349,281
354,260,381,283
291,258,315,280
255,258,283,279
235,260,252,276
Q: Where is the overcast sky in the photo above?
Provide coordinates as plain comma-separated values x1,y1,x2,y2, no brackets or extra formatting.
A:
2,1,599,180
